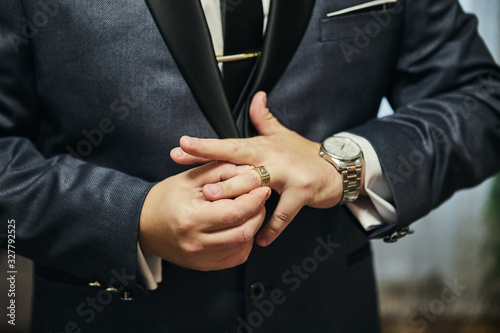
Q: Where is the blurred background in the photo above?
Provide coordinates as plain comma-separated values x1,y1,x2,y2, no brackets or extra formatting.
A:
376,1,500,332
1,1,499,332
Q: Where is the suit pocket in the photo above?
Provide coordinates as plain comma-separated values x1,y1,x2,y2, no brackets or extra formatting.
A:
326,0,398,17
320,1,401,43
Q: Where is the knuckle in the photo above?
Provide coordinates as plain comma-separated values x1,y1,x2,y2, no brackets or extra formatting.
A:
296,173,313,191
177,219,195,234
275,211,290,224
236,227,254,245
237,254,250,266
255,200,266,214
226,209,246,226
220,161,233,171
236,245,253,265
267,215,289,236
220,181,233,194
260,196,267,208
179,240,203,256
230,140,242,154
214,160,230,172
266,224,281,237
249,170,262,187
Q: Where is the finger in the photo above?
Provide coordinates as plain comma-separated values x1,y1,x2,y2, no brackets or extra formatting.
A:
201,187,271,232
256,191,304,247
249,92,286,136
170,147,211,165
191,204,266,271
202,169,263,201
198,240,254,271
179,135,259,165
210,242,254,270
178,207,266,272
190,161,254,186
207,205,266,250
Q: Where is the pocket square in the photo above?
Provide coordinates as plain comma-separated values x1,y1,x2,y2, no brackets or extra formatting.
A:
326,0,398,17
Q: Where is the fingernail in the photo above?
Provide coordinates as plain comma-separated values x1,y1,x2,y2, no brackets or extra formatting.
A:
207,184,221,196
186,136,196,146
265,188,272,200
173,148,184,157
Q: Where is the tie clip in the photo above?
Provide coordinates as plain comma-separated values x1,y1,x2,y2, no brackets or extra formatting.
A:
216,52,261,63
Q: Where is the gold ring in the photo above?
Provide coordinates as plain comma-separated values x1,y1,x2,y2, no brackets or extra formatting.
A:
253,166,271,187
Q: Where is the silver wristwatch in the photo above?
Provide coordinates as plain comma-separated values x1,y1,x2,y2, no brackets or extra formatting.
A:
319,136,364,205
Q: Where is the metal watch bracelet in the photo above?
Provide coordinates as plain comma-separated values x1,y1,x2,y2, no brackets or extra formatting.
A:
339,158,363,205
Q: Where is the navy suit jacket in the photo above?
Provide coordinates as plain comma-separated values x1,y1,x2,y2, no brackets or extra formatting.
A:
1,0,499,332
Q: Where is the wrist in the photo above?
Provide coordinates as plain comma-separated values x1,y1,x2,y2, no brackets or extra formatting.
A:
138,182,162,256
319,135,365,205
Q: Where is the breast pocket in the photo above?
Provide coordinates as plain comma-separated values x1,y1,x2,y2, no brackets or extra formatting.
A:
320,0,402,43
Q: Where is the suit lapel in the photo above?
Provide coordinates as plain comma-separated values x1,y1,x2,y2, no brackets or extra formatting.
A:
251,0,316,94
145,0,316,138
145,0,239,139
244,0,317,136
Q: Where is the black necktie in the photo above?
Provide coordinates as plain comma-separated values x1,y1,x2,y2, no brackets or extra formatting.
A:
222,0,264,109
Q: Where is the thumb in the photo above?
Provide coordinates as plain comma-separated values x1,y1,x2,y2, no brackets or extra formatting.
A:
250,92,286,136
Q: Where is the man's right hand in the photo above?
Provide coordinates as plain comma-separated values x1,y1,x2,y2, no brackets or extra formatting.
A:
138,162,271,271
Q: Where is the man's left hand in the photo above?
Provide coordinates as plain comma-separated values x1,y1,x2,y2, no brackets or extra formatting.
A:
171,92,345,247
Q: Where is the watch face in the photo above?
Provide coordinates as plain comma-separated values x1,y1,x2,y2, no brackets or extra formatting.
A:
323,136,361,160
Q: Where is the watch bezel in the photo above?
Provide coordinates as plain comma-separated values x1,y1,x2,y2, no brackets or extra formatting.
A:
321,136,362,162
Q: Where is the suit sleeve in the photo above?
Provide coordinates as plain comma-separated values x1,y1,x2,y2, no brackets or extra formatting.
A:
0,1,154,294
348,0,500,238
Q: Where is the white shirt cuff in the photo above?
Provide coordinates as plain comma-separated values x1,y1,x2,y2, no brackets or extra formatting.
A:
136,243,162,290
337,132,398,230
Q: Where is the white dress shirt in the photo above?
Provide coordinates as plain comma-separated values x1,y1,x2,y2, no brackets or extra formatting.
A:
137,0,398,290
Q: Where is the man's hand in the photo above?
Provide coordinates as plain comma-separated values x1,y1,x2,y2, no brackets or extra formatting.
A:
171,92,350,247
139,162,271,271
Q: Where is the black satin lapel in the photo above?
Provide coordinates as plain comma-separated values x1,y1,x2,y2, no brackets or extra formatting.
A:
244,0,316,136
252,0,316,94
145,0,239,139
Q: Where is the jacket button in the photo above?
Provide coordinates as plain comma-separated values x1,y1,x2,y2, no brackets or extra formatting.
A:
88,281,101,287
383,227,415,243
106,287,119,293
120,291,134,301
249,282,265,301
